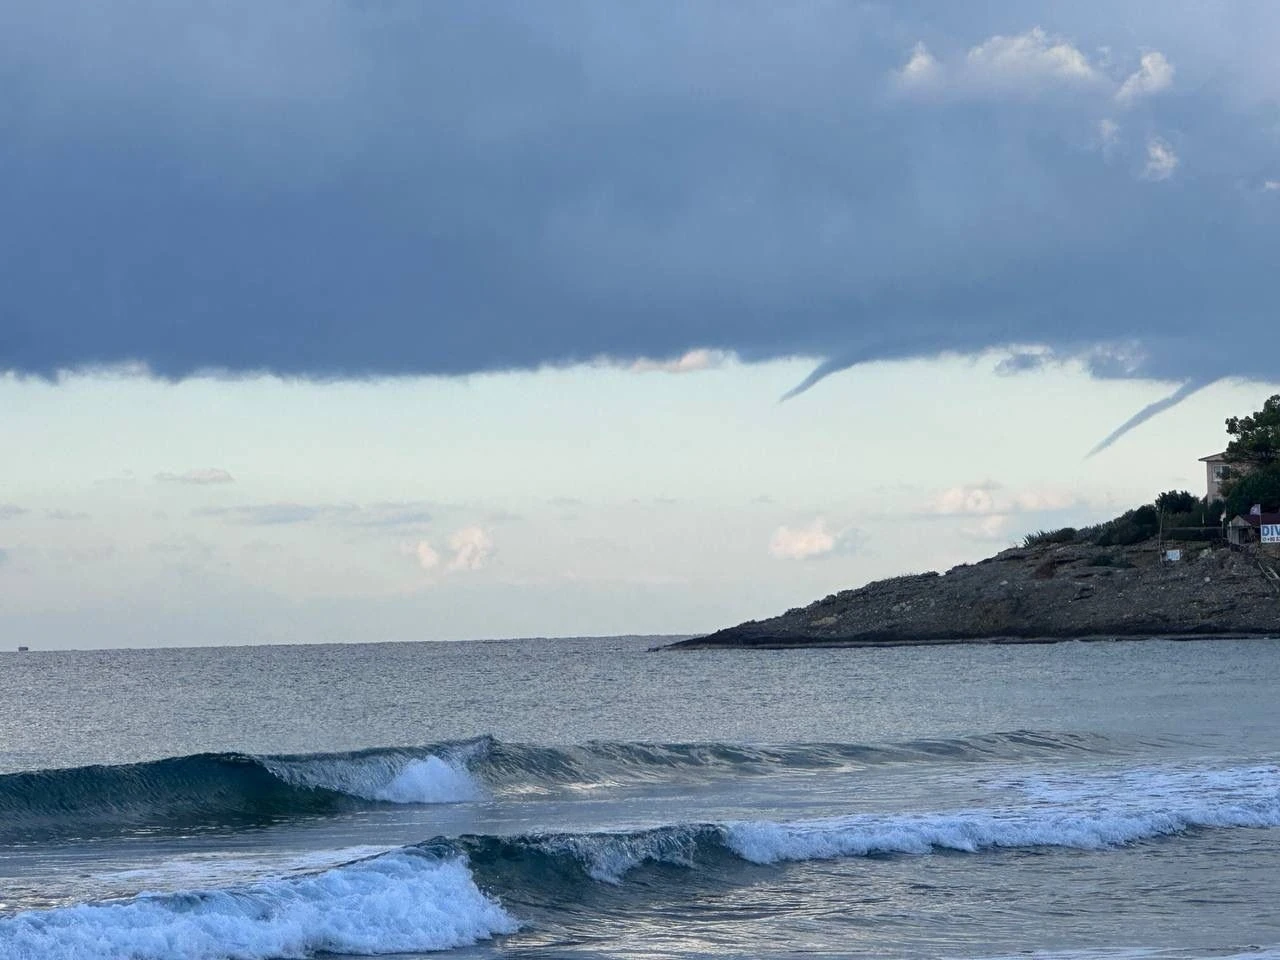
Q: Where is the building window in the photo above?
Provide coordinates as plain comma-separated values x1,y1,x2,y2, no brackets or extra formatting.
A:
1212,465,1229,482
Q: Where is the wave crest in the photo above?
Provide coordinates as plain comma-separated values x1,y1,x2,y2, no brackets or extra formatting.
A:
262,752,483,805
0,849,517,960
0,748,483,843
0,731,1133,842
8,762,1280,957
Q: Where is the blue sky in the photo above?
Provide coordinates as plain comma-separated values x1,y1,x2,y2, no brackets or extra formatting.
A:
1,3,1277,647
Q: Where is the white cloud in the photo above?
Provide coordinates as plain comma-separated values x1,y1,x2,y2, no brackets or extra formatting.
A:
896,41,941,89
897,31,1176,109
0,504,28,520
626,348,732,374
1115,51,1174,105
768,518,857,561
156,468,235,485
964,27,1098,89
1264,180,1280,192
1142,137,1179,181
898,27,1101,98
930,484,1080,516
448,526,494,571
931,484,1001,515
413,541,440,571
402,530,493,572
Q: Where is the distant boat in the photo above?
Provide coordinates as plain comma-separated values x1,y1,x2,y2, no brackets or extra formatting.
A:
16,646,28,652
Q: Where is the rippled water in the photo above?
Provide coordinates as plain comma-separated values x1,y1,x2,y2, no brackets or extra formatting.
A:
2,636,1279,959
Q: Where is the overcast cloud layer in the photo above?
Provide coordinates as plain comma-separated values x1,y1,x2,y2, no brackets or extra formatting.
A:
2,2,1277,390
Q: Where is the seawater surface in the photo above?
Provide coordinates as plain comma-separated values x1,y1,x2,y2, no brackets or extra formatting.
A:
2,636,1280,960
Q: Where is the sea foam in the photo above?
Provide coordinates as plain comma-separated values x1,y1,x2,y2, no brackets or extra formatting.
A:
0,850,516,960
724,762,1280,865
262,752,483,804
457,761,1280,886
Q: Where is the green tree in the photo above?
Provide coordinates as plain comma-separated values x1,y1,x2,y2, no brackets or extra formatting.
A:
1223,466,1280,517
1225,394,1280,465
1221,394,1280,515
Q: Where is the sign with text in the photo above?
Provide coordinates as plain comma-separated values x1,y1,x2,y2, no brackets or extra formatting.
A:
1263,524,1280,544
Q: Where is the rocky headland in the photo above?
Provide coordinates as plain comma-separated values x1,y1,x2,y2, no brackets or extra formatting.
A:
664,542,1280,650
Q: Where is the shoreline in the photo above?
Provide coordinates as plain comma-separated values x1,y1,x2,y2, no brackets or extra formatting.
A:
660,540,1280,652
661,631,1280,651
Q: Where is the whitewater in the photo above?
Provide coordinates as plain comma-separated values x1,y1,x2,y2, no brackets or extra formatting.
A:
3,636,1280,959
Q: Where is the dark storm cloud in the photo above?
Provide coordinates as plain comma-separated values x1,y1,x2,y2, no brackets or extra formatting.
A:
1,1,1277,412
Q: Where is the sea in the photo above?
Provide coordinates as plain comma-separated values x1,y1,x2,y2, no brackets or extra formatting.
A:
2,636,1280,960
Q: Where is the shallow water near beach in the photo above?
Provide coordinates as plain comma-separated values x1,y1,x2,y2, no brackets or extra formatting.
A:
3,635,1280,960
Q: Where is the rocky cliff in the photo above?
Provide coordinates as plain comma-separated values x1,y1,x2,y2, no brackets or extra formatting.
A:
665,543,1280,650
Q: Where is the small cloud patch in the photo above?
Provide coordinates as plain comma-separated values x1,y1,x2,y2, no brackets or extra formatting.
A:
448,527,494,571
405,527,496,574
1142,138,1179,181
1115,52,1174,106
929,484,1081,517
769,519,858,561
897,27,1102,98
615,348,733,374
412,541,441,571
896,42,941,89
965,27,1097,88
931,484,1001,515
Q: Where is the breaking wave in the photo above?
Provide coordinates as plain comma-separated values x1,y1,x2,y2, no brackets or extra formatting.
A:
462,762,1280,885
0,747,484,843
5,761,1279,958
0,731,1128,842
0,848,517,960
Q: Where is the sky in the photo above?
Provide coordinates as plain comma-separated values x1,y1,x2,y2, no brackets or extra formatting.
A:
1,2,1277,648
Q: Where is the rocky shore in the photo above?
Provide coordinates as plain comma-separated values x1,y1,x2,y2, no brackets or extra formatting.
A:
664,542,1280,650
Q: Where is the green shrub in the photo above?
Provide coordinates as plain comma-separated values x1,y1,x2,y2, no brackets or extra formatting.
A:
1022,527,1078,547
1091,506,1160,546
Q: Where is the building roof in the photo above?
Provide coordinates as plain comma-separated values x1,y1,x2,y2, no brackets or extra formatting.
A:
1199,452,1229,463
1231,513,1280,527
